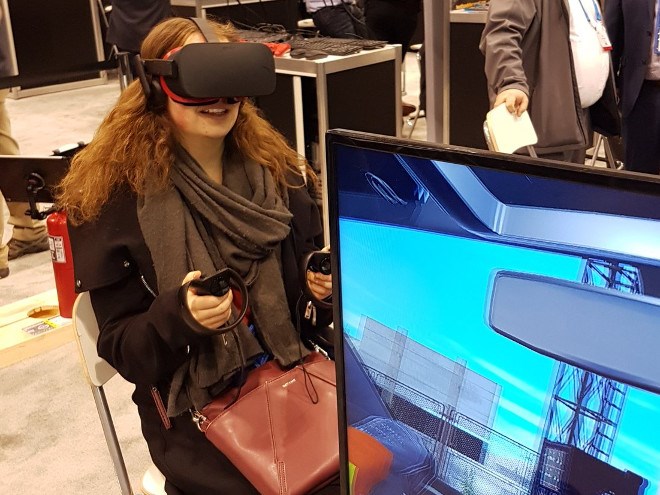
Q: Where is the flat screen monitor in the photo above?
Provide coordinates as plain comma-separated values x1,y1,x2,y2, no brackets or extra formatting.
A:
327,130,660,495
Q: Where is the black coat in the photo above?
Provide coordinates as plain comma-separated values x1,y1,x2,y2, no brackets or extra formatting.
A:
106,0,171,53
68,178,331,495
605,0,656,118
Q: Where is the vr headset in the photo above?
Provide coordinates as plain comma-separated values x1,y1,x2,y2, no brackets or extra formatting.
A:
134,18,276,111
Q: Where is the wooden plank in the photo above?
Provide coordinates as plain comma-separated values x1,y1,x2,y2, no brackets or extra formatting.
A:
0,289,74,368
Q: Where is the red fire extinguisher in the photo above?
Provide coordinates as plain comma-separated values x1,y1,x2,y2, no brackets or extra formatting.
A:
47,210,76,319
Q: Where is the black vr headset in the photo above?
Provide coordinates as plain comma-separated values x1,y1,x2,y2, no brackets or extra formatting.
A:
134,18,276,112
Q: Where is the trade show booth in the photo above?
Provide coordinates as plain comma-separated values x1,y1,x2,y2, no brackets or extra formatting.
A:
2,0,107,96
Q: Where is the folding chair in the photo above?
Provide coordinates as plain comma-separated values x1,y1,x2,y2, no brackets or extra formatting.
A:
94,0,134,91
590,133,625,170
72,292,167,495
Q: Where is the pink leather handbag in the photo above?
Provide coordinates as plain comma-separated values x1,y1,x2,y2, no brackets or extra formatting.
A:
194,353,340,495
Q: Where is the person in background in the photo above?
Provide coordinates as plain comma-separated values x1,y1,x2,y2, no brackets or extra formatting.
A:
303,0,368,39
106,0,171,54
605,0,660,174
0,93,17,279
363,0,421,60
0,5,49,279
57,17,335,495
363,0,422,116
480,0,616,163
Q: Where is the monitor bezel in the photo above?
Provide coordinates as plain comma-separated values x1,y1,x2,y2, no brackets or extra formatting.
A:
326,128,660,494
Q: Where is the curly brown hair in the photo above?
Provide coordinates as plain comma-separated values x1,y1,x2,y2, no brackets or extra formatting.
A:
58,17,314,225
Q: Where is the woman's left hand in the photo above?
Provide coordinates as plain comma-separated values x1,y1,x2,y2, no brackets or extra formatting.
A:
306,270,332,301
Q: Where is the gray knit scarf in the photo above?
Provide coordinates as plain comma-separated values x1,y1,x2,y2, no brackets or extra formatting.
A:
138,145,307,416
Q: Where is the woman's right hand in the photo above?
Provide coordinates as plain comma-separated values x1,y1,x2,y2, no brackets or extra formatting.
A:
182,271,234,330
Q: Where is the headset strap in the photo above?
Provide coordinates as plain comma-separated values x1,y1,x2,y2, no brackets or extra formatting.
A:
188,17,219,43
143,58,177,77
132,54,153,100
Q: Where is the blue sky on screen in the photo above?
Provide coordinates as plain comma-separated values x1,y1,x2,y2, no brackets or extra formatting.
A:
339,218,660,492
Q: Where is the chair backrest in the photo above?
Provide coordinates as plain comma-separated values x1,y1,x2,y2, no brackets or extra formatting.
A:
72,291,117,387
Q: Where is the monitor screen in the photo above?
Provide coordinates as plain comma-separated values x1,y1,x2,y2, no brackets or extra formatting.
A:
327,130,660,495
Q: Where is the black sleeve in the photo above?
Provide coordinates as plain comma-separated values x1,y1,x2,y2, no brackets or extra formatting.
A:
286,177,333,334
68,192,205,386
604,0,623,79
90,274,204,386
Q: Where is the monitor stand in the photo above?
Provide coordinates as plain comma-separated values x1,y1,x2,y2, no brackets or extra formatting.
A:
0,155,71,220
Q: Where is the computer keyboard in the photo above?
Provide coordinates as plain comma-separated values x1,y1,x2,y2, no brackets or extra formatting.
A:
346,38,390,50
288,37,388,57
234,27,389,58
235,28,292,44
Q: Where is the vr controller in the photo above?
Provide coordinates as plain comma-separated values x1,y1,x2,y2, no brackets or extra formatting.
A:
190,268,231,297
301,250,332,310
299,250,334,357
307,251,331,276
185,267,248,335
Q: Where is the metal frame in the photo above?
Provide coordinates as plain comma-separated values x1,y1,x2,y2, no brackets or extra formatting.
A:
8,0,108,99
423,0,450,144
170,0,279,18
72,292,166,495
274,47,401,243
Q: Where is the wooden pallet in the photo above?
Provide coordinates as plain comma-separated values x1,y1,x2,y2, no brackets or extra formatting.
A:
0,289,73,368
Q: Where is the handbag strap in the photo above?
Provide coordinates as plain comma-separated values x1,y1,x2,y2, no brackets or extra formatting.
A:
189,288,330,432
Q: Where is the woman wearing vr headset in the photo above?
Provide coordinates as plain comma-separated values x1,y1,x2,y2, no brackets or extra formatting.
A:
57,17,336,495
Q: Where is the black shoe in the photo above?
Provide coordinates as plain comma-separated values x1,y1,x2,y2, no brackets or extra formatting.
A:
0,267,8,279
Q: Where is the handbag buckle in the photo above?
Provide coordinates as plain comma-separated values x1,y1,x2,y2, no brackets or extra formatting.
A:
310,342,330,360
190,409,207,432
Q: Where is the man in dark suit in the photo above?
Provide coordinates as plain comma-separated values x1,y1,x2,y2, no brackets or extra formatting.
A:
606,0,660,174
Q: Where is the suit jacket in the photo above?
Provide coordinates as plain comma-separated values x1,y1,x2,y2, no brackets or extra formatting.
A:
605,0,655,117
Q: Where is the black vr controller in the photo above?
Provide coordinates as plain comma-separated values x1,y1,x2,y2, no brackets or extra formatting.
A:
185,267,248,335
299,250,335,358
190,268,231,296
307,251,331,276
301,251,332,309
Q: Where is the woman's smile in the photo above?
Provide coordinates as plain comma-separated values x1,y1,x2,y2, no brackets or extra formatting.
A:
199,107,229,116
197,98,240,118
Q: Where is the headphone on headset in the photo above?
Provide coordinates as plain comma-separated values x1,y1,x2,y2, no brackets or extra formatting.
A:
133,17,246,112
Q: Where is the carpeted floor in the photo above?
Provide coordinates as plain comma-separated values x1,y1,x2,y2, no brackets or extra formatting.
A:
0,341,150,494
